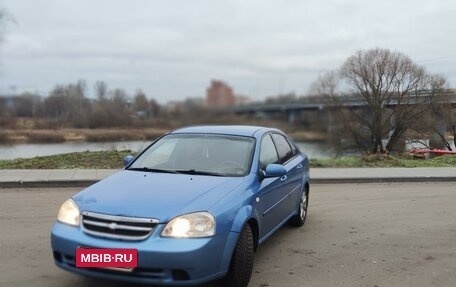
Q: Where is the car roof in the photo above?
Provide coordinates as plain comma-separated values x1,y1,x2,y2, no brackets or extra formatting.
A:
170,125,278,137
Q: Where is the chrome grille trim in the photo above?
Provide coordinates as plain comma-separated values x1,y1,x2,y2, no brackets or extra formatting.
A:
82,219,152,232
81,211,159,241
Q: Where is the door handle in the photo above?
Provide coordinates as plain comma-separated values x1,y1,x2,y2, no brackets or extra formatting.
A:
297,164,303,169
280,175,287,182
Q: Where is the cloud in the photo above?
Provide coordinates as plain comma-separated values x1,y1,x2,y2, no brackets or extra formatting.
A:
1,0,456,101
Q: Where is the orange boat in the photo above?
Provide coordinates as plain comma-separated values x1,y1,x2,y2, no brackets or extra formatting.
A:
409,148,456,155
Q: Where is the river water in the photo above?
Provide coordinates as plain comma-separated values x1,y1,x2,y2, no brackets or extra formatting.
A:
0,141,333,160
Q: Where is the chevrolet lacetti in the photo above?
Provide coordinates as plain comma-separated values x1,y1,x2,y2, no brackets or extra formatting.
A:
51,125,310,287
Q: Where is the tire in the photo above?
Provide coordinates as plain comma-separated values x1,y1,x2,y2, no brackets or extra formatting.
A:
289,187,309,227
223,224,254,287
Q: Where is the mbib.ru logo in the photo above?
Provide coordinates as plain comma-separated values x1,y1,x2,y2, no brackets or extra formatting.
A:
76,248,137,268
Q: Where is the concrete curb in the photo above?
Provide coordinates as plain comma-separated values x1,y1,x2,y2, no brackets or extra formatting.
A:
0,180,98,188
1,177,456,188
311,177,456,184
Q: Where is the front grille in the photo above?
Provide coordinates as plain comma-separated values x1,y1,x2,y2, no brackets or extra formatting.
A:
81,211,159,241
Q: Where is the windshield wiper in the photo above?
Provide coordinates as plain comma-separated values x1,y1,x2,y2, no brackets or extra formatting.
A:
174,169,225,176
127,167,180,174
128,167,224,176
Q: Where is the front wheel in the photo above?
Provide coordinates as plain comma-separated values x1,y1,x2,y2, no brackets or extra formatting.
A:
223,224,254,287
289,187,309,227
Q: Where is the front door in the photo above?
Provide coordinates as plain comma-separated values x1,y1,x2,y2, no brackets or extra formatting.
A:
257,134,290,239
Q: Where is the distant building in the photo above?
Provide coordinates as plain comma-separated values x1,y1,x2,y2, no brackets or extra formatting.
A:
206,80,236,108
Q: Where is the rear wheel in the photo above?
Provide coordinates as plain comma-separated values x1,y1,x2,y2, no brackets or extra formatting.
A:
223,224,254,287
289,187,309,227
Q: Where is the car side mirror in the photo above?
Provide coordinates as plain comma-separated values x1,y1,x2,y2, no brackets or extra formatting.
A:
123,155,135,166
262,163,287,178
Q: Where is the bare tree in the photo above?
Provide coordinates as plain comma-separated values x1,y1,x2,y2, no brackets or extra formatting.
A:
425,91,456,150
90,86,134,127
308,71,339,98
109,88,132,126
65,80,91,127
13,92,41,117
337,48,447,154
44,86,66,118
133,90,149,113
149,98,160,117
444,104,456,150
43,80,91,127
94,81,108,101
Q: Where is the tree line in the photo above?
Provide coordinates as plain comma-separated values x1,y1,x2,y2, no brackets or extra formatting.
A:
0,80,160,128
1,48,455,154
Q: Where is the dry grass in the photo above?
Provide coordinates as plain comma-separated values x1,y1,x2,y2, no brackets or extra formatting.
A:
1,123,331,145
83,128,168,142
24,131,66,143
0,128,169,144
0,132,10,144
4,130,66,143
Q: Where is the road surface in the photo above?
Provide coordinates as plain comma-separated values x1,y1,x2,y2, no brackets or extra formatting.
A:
0,183,455,287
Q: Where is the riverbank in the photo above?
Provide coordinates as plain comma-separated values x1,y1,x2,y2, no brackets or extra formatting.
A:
0,128,326,144
0,151,455,169
0,128,168,144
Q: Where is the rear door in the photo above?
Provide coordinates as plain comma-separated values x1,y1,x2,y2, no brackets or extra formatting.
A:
270,133,304,216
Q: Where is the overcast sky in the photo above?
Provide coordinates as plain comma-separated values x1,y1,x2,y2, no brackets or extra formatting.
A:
1,0,456,103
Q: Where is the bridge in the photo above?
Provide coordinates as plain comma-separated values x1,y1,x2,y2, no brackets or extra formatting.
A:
231,90,456,123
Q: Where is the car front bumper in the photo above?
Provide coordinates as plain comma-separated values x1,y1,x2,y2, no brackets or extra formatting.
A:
51,222,238,286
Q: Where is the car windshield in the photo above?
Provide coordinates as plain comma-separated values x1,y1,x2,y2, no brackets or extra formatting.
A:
128,134,255,177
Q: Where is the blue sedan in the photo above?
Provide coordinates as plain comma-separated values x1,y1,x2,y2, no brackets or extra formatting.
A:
51,125,310,287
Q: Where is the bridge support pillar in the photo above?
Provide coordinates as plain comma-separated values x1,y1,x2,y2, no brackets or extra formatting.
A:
287,110,299,124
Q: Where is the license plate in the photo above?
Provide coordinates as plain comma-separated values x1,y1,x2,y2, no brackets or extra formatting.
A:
76,248,138,269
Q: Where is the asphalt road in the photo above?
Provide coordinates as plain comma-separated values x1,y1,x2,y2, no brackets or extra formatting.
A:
0,183,455,287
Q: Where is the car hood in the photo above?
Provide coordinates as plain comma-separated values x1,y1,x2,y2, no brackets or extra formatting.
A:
73,170,244,222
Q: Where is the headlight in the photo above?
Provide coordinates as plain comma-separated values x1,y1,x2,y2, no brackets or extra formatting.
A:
57,199,80,226
162,212,215,238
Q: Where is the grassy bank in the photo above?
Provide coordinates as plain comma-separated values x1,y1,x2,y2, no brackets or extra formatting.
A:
0,151,134,169
0,151,455,169
311,154,456,168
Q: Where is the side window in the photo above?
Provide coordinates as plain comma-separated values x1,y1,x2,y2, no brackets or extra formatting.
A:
259,135,279,170
287,138,299,156
271,133,293,164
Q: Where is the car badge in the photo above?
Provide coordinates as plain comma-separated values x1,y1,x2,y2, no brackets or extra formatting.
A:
108,222,118,230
